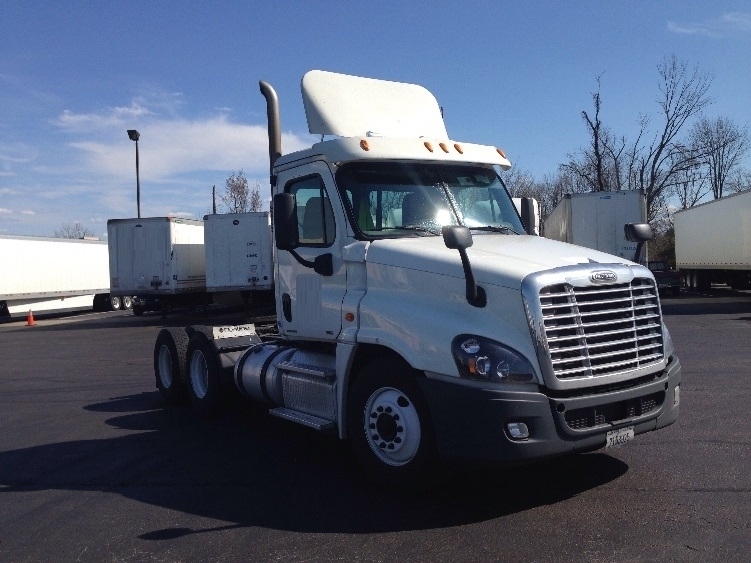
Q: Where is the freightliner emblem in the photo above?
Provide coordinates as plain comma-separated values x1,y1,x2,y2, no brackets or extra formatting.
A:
590,270,618,283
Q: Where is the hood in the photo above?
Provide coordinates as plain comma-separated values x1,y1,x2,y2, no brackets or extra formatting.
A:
365,234,633,288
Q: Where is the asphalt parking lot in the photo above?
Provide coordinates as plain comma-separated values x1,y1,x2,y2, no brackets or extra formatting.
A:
1,290,750,562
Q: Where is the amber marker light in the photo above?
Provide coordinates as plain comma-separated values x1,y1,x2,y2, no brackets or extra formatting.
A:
344,312,355,322
360,139,370,151
496,148,507,158
439,142,449,153
454,143,464,154
424,141,434,152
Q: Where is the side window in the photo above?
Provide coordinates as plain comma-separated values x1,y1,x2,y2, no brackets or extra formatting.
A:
287,175,335,247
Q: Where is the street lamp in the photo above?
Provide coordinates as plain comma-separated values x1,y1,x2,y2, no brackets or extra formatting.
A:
127,129,141,218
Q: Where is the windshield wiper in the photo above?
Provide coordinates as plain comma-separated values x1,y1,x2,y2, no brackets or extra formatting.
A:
374,225,439,236
399,225,441,235
470,225,521,235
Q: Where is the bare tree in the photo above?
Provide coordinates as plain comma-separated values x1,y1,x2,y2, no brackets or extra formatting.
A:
219,170,263,213
671,158,709,209
690,116,749,199
634,55,713,219
54,222,96,239
220,170,249,213
728,168,751,194
248,183,263,212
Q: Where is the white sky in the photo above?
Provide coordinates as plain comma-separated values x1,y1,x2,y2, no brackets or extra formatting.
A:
1,1,750,237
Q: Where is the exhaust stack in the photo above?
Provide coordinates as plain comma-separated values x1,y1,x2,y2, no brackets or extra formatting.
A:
259,81,282,185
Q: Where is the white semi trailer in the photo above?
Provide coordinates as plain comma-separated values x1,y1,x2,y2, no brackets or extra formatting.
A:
152,71,680,486
0,235,127,318
544,190,647,261
107,217,206,316
675,190,751,291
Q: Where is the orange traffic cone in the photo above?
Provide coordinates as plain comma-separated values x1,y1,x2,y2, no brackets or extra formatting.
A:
26,310,36,326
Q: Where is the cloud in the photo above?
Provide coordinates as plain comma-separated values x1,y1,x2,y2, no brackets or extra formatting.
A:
21,210,35,215
668,11,751,37
0,143,38,164
54,100,312,181
0,208,12,214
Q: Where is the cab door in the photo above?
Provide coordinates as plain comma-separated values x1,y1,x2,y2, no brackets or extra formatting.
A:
274,161,347,340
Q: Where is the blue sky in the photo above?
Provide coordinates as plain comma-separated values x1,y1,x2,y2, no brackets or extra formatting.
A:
2,1,750,237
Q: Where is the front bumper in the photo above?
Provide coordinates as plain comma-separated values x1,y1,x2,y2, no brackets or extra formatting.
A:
418,354,681,465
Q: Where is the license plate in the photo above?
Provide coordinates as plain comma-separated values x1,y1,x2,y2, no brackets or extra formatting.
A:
606,426,634,448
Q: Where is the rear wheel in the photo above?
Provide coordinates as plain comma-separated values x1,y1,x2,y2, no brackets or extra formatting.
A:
347,357,438,487
121,295,133,310
132,305,145,316
186,333,222,418
109,296,121,310
153,328,188,404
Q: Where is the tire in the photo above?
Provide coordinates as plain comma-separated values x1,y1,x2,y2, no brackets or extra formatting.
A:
109,296,121,311
347,357,438,487
186,332,222,418
121,295,133,310
687,271,696,292
132,305,145,316
153,328,188,404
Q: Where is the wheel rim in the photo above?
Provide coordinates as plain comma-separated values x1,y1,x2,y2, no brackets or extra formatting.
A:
363,387,421,466
189,350,209,399
157,344,173,388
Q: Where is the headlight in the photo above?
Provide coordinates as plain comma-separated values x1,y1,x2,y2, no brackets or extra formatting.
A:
452,335,537,383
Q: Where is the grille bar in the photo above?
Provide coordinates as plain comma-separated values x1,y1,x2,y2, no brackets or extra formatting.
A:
538,278,664,381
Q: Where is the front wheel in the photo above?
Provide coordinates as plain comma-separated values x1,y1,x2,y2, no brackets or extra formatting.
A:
186,333,222,418
347,357,438,487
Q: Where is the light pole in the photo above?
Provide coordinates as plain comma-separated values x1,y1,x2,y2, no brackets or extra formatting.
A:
127,129,141,218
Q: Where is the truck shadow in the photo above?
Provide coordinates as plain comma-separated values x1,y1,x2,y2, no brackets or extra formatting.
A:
0,391,628,536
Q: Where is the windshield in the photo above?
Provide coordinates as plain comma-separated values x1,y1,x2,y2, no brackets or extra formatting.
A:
336,162,525,238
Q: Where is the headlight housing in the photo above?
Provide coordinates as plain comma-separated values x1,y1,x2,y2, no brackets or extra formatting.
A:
452,335,537,383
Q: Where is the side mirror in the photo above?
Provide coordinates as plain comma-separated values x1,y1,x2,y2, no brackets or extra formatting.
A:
442,225,485,308
624,223,653,243
442,224,473,250
624,223,653,263
521,197,538,236
273,193,298,250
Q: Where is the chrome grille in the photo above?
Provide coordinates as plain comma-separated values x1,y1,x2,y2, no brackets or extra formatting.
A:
539,278,664,381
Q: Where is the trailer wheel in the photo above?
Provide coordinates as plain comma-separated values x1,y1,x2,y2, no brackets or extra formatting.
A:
347,357,438,487
186,332,222,418
109,296,121,311
153,328,188,404
121,295,133,310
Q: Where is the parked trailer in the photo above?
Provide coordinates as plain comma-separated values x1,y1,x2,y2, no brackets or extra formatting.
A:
152,70,679,487
0,235,125,318
675,189,751,291
544,190,647,261
107,217,206,315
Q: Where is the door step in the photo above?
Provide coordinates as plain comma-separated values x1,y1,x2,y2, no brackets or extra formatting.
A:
269,407,335,431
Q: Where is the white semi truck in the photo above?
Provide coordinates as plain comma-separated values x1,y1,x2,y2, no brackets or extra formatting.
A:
675,189,751,291
153,71,681,485
0,235,128,318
